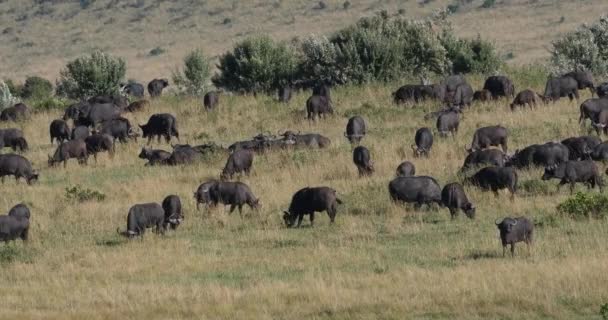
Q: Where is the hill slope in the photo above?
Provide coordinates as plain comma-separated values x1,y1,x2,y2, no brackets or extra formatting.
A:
1,0,607,82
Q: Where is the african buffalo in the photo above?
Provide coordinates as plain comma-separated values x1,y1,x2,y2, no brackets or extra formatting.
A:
495,217,533,257
0,204,30,243
162,195,183,230
353,146,374,177
88,95,129,110
48,139,88,168
542,160,603,193
49,119,70,144
345,116,366,144
204,91,220,110
139,113,179,144
389,176,442,209
507,142,569,168
0,103,29,121
396,161,415,177
194,180,219,210
412,127,433,157
0,128,28,151
139,147,171,166
579,98,608,125
281,131,331,149
208,181,259,215
510,90,543,110
392,84,437,104
85,134,115,161
473,89,492,102
441,183,475,219
452,83,473,107
465,166,517,199
74,103,122,127
563,70,595,95
121,82,145,98
460,149,508,173
544,76,579,102
283,187,342,227
125,100,149,112
221,149,254,180
306,95,333,121
561,136,601,160
436,111,460,137
468,125,508,153
591,142,608,161
117,202,178,238
147,79,169,98
0,154,38,184
99,117,137,143
483,76,515,99
71,125,90,141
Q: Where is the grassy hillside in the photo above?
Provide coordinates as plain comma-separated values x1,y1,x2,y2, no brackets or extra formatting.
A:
0,73,607,318
1,0,608,82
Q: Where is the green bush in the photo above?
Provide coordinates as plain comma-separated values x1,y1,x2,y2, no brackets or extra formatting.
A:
172,49,211,96
601,303,608,320
30,97,69,112
212,36,298,93
65,185,106,203
551,16,608,76
57,51,126,99
0,81,20,109
557,192,608,219
442,34,502,74
297,35,345,85
21,76,53,100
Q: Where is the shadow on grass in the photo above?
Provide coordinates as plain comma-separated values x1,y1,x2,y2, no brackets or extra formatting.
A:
96,238,126,247
464,250,501,260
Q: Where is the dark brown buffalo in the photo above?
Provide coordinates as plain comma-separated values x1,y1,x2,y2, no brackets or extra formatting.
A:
48,140,88,168
147,79,169,98
306,95,333,121
0,154,38,184
204,91,220,110
221,149,254,180
511,90,543,110
283,187,342,227
139,113,179,144
0,103,30,121
125,100,149,112
495,217,534,257
50,119,70,144
483,76,515,99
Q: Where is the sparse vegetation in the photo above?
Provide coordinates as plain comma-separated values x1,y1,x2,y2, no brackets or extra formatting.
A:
172,49,211,97
57,51,126,99
65,185,106,203
557,192,608,219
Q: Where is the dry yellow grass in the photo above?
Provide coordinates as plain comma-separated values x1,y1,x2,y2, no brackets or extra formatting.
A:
0,75,606,318
2,0,608,82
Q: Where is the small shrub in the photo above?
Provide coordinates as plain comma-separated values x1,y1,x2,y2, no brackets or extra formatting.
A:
65,185,106,203
21,76,53,100
600,303,608,320
0,81,20,110
317,1,327,10
557,192,608,219
213,35,298,94
480,0,496,9
172,49,211,97
30,97,69,112
57,51,126,99
343,1,351,10
222,18,232,25
148,47,166,57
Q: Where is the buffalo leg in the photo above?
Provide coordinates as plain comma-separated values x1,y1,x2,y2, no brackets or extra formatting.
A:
238,205,243,216
147,136,152,145
570,181,576,194
296,214,304,227
309,212,315,227
449,208,457,219
502,245,506,257
510,244,515,257
229,205,236,214
63,160,67,169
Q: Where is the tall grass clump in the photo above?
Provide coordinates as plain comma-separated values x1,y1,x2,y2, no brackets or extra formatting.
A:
212,36,298,94
172,49,211,97
551,15,608,76
57,51,126,99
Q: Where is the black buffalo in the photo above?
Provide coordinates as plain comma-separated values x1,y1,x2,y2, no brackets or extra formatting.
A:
412,127,433,157
441,183,475,219
389,176,442,209
85,134,115,161
74,103,122,127
49,119,70,144
436,111,460,137
204,91,220,110
162,195,183,230
510,90,543,110
194,180,219,210
461,149,508,173
590,142,608,161
597,82,608,98
465,166,518,199
283,186,342,227
99,117,137,143
392,84,437,104
0,203,30,243
306,95,333,121
88,95,129,110
542,160,603,193
396,161,415,177
353,146,374,177
117,202,179,238
0,154,38,184
221,149,254,180
139,147,171,166
121,82,145,98
468,125,508,153
208,181,260,215
563,70,595,95
544,76,579,102
579,98,608,125
473,89,492,102
561,136,601,160
452,83,474,107
48,139,88,168
281,131,331,149
71,125,90,141
139,113,179,144
495,217,533,257
0,128,28,151
483,76,515,99
0,103,30,121
507,142,569,168
345,116,366,144
125,100,149,113
147,79,169,98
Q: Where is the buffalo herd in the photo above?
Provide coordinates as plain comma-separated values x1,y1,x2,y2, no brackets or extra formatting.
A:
2,70,608,257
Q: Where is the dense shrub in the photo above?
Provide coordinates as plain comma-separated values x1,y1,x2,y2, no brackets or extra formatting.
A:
57,51,126,99
0,81,19,110
601,303,608,320
212,36,298,93
21,76,53,100
30,97,69,112
442,33,502,74
172,49,211,96
551,15,608,76
557,192,608,219
297,36,346,85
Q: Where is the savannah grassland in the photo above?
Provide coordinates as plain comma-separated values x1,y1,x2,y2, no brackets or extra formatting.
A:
0,73,607,319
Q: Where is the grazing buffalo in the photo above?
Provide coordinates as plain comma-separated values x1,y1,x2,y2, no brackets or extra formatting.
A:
99,117,137,143
495,217,533,257
147,79,169,98
49,119,70,144
436,111,460,137
392,85,437,104
465,166,517,199
579,98,608,125
71,125,90,141
563,70,595,95
441,183,475,219
166,146,201,166
121,82,145,98
468,125,508,153
483,76,515,99
283,187,342,227
221,149,254,180
278,86,293,103
461,149,508,173
0,154,38,184
208,181,260,215
139,113,179,144
510,90,543,110
561,136,601,160
194,180,219,210
353,146,374,177
162,195,183,229
0,103,29,121
85,134,115,161
396,161,415,177
0,204,30,243
592,109,608,136
591,142,608,161
229,136,271,154
507,142,569,168
389,176,442,209
412,127,433,157
281,131,331,149
125,100,149,112
48,139,88,168
88,95,129,110
203,91,220,110
117,202,178,238
0,128,28,151
74,103,122,127
306,95,333,121
542,160,603,193
544,76,579,102
312,84,331,102
473,89,492,102
345,116,366,144
452,83,474,107
139,147,171,166
597,82,608,98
